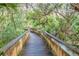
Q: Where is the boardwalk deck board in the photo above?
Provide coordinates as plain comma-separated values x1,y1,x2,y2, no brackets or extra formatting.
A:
21,32,52,56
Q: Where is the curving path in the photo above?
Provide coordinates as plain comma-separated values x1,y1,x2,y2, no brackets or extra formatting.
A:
21,32,53,56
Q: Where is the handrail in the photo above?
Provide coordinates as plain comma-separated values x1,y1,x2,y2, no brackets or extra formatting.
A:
0,31,28,55
44,31,79,56
1,28,79,56
30,28,79,56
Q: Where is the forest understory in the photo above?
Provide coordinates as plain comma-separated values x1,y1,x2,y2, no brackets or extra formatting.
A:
0,3,79,48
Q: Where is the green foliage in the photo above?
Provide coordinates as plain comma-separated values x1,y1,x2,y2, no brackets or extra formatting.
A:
25,4,79,47
0,4,24,48
0,3,79,48
0,51,5,56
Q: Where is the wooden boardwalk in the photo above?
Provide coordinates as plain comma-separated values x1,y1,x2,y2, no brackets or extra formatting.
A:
21,32,53,56
1,28,79,56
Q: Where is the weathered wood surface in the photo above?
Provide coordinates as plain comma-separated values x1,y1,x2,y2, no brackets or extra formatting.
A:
1,28,79,56
0,31,29,56
30,28,79,56
21,32,52,56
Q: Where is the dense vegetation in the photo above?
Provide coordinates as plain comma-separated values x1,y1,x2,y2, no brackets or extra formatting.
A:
0,3,79,48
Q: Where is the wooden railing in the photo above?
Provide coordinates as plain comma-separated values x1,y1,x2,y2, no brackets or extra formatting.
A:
0,28,79,56
30,28,79,56
0,31,29,56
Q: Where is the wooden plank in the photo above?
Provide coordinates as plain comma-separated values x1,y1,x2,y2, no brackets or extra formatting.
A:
30,28,79,56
